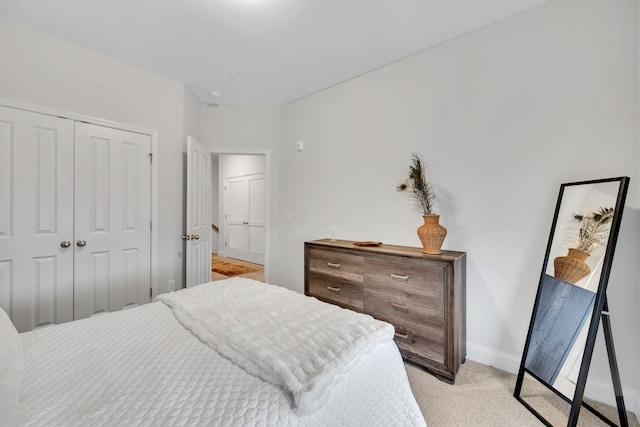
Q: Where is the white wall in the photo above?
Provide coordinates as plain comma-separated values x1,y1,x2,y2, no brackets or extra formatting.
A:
278,0,639,411
0,20,189,293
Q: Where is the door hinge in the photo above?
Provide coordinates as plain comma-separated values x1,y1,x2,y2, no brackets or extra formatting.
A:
150,288,152,298
150,221,153,231
148,153,153,163
225,242,227,247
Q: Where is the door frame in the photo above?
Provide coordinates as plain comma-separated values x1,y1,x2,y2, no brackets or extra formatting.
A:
0,97,160,299
212,148,271,283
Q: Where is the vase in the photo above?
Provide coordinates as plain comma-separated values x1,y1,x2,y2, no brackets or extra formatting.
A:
553,248,591,284
417,214,447,255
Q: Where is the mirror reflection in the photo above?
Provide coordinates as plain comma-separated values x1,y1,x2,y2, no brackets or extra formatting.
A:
524,181,619,399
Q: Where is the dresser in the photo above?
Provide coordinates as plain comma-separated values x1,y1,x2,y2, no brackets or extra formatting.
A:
304,239,466,383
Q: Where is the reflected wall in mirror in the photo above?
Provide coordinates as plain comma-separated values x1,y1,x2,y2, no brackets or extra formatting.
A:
514,177,629,427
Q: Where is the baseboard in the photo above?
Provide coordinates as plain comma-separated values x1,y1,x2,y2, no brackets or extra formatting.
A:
466,342,522,374
466,342,639,417
583,376,639,418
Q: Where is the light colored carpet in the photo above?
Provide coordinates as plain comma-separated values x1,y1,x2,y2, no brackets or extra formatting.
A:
405,360,639,426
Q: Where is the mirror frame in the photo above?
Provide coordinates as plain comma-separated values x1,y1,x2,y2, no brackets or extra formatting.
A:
514,176,630,427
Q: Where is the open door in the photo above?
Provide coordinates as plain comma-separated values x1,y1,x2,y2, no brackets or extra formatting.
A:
185,137,212,287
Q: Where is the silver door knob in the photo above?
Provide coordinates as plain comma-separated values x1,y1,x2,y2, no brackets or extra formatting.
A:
60,240,71,248
191,234,200,240
182,235,191,240
76,240,87,247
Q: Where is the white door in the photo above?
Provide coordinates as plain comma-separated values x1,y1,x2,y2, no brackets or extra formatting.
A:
185,137,212,287
73,122,152,319
224,173,265,265
0,106,74,332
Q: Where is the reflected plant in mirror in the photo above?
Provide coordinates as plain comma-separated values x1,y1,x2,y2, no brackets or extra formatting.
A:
554,207,614,284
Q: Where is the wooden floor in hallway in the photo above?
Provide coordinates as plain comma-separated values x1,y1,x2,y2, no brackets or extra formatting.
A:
211,253,264,282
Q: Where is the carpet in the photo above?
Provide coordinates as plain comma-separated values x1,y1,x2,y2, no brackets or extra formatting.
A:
212,260,259,277
405,360,639,426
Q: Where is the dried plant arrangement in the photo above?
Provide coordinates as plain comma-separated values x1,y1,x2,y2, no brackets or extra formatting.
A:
397,152,435,215
570,207,614,254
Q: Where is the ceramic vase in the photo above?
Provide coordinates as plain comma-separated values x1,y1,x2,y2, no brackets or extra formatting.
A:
553,248,591,284
417,214,447,255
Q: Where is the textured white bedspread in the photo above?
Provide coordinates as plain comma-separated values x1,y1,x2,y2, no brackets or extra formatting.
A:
156,278,394,415
19,283,426,426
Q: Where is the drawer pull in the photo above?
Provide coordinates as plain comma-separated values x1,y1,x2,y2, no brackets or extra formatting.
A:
390,301,409,311
327,262,341,268
390,273,409,281
327,286,341,293
394,332,409,340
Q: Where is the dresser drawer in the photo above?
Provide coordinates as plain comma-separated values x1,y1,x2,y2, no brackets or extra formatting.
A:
308,248,363,283
307,275,363,311
369,308,445,364
364,256,446,301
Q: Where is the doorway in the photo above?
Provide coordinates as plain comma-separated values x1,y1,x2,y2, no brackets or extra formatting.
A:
211,150,270,282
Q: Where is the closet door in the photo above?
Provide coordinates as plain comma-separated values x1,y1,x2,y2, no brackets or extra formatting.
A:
0,106,74,332
73,123,151,319
224,173,265,265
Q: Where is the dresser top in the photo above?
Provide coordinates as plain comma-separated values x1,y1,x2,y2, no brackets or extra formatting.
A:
306,239,465,261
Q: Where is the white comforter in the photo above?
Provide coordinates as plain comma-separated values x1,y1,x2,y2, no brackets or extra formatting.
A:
19,279,426,427
157,278,394,415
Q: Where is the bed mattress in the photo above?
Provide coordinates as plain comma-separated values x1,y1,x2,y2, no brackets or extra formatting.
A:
19,300,426,426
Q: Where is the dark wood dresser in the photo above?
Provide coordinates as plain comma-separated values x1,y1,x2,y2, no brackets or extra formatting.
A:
304,239,466,383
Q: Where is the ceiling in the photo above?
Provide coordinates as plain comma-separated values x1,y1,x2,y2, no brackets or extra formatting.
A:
1,0,548,106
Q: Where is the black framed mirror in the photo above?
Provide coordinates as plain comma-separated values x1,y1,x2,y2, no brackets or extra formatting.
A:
514,177,630,427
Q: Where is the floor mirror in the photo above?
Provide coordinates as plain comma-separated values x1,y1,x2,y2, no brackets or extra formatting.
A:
514,177,630,427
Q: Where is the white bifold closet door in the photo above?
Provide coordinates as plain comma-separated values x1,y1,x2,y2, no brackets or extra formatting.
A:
73,122,151,320
0,106,75,332
0,105,151,332
224,173,265,265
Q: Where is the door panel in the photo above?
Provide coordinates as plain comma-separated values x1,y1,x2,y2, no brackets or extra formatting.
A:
224,173,265,265
73,122,151,319
0,106,74,332
248,175,266,257
185,137,212,287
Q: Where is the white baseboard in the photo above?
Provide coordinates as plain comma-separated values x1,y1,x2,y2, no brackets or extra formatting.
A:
583,376,639,418
466,342,522,374
466,342,639,417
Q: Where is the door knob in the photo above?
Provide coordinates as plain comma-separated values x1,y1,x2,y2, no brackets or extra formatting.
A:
76,240,87,247
60,240,71,248
182,235,191,240
191,234,200,240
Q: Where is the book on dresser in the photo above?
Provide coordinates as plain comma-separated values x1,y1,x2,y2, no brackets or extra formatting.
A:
304,238,466,383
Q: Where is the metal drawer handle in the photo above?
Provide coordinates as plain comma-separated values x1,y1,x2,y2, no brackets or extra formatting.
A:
394,332,409,340
390,301,408,311
327,286,341,293
390,273,409,281
327,262,341,268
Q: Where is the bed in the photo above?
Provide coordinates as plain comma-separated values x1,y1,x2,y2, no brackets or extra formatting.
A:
2,278,426,426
